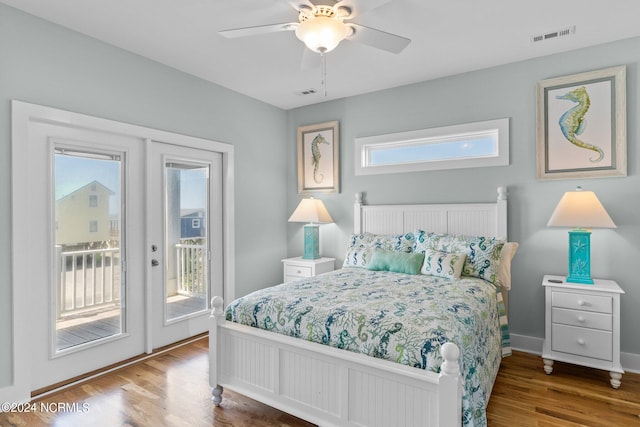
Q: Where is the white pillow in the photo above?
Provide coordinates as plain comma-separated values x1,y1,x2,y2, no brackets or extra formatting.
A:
421,249,467,279
497,242,519,290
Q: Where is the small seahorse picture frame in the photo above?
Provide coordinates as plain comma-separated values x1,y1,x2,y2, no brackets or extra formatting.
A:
536,65,627,180
297,120,340,194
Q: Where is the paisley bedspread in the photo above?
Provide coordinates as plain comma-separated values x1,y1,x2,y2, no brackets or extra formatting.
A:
225,268,510,427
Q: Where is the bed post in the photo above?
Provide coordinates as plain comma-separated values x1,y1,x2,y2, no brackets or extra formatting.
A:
496,186,507,240
354,192,363,233
438,342,463,427
209,296,225,406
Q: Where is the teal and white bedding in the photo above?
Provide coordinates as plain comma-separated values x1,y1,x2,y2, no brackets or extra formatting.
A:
226,268,510,427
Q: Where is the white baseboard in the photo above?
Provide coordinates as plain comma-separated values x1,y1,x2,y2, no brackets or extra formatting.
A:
509,333,640,374
510,333,543,355
621,353,640,374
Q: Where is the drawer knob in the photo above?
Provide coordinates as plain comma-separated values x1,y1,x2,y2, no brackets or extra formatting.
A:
577,299,586,306
297,270,302,274
577,338,585,345
577,316,586,322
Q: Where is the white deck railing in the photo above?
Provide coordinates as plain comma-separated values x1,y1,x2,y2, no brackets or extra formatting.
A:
57,247,120,319
56,241,206,318
176,241,207,296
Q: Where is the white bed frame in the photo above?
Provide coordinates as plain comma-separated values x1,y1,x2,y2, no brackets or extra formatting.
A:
209,187,508,427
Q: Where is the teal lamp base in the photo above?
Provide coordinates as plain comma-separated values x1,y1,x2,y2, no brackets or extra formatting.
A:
302,223,320,260
566,228,593,285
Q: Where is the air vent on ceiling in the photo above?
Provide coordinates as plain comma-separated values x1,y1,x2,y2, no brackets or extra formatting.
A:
298,88,317,96
531,26,576,43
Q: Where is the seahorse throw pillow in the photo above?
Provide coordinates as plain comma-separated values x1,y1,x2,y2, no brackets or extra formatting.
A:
343,232,415,268
414,232,505,285
421,249,467,279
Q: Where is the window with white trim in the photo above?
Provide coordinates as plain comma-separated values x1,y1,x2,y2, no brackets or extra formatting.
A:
355,118,509,175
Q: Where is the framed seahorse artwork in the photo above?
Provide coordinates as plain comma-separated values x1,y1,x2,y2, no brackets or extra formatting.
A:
536,66,627,180
297,120,340,194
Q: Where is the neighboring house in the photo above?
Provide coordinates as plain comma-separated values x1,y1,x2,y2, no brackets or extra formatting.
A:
180,209,206,239
55,180,117,246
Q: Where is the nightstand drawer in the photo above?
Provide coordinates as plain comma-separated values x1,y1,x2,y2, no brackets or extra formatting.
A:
552,324,612,361
542,276,624,388
552,291,612,314
285,265,312,278
282,257,335,283
552,307,612,331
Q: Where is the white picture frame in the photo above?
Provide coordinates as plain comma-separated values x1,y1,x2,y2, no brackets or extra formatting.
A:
536,66,627,180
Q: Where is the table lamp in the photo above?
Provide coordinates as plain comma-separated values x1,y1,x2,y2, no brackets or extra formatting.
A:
547,186,616,284
288,197,334,259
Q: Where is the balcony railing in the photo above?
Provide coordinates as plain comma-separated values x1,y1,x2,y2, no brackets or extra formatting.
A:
176,241,207,296
56,241,207,319
57,246,120,319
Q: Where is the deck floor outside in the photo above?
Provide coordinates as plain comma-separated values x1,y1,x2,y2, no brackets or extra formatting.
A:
56,295,207,350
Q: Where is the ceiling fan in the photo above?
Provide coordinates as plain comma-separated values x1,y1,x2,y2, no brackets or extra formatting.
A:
219,0,411,55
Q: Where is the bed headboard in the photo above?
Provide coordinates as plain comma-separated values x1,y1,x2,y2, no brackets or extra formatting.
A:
353,187,510,311
354,187,507,240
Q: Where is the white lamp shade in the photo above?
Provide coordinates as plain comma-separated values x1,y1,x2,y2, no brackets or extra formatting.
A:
288,198,334,224
295,17,349,53
547,189,616,229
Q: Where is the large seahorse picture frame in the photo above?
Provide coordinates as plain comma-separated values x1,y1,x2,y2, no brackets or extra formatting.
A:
297,120,340,194
536,65,627,180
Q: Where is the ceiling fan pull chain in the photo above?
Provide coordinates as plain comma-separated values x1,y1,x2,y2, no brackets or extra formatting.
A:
320,51,327,97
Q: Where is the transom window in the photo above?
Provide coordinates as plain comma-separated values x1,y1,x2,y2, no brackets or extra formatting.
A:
355,118,509,175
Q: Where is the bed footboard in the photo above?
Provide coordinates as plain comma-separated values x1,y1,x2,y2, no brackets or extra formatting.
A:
209,297,463,427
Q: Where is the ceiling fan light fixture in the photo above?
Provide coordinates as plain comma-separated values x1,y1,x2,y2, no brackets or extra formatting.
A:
295,16,349,53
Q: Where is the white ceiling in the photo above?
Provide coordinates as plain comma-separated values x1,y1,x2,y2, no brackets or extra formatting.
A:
4,0,640,110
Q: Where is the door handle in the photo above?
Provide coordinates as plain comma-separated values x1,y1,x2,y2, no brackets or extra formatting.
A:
151,259,159,267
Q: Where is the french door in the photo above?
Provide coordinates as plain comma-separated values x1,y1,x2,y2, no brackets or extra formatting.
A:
28,121,146,390
148,142,223,349
21,111,224,391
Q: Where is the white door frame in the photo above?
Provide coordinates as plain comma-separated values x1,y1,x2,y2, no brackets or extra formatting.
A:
7,100,235,403
147,142,224,350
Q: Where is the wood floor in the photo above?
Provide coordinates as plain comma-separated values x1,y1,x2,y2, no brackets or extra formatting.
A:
1,337,638,426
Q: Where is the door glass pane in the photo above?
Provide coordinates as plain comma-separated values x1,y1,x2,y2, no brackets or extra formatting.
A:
165,162,209,321
54,150,123,352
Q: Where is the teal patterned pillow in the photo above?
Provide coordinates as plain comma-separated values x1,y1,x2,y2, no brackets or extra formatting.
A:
349,232,415,252
421,249,467,279
413,229,435,248
414,231,505,285
343,232,415,268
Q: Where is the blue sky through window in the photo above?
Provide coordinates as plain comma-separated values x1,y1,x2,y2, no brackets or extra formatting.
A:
56,154,207,216
369,136,497,166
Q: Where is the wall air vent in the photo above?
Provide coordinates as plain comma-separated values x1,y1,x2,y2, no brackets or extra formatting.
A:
531,26,576,43
298,88,317,96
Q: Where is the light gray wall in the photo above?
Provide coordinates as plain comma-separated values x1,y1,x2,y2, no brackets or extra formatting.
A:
0,4,288,389
286,37,640,355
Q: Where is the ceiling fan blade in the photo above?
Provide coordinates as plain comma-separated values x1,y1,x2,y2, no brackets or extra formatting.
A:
347,23,410,53
219,22,297,39
335,0,394,18
286,0,314,12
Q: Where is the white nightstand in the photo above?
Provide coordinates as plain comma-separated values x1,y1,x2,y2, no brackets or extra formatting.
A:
282,256,335,282
542,275,624,388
